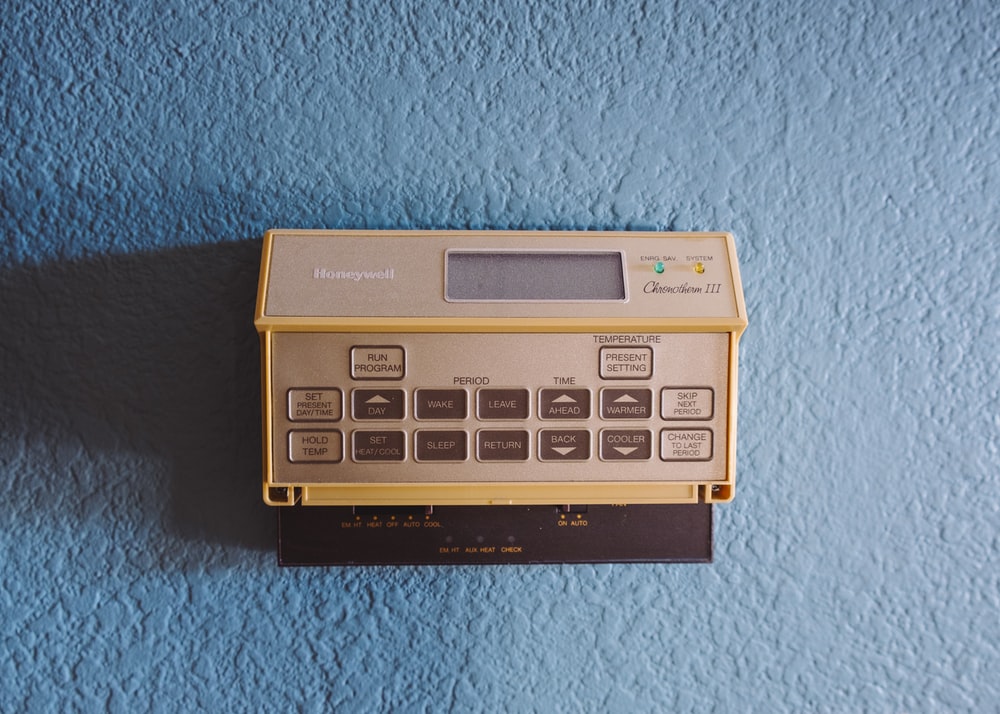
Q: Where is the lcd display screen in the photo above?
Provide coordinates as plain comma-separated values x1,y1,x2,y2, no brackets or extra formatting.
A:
446,251,626,301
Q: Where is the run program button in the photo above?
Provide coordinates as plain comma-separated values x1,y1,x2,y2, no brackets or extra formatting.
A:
351,346,405,380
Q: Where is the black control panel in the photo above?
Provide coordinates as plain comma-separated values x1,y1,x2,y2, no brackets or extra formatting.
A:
277,504,712,565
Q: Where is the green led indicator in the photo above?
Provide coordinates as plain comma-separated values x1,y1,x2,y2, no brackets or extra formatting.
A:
654,261,665,274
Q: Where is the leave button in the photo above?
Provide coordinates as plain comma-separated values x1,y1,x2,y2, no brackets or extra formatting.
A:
477,389,529,420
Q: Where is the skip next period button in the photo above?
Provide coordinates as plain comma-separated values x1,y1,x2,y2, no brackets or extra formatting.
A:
599,346,653,379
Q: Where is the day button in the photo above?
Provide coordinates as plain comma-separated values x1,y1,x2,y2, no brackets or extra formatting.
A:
352,389,406,420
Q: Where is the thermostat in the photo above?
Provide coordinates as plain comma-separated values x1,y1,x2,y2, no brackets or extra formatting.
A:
254,230,748,564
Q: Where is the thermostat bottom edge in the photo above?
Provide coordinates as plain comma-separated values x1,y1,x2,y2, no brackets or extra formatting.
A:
277,503,712,565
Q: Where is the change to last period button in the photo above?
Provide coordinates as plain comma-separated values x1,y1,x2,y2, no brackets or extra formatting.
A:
660,429,713,461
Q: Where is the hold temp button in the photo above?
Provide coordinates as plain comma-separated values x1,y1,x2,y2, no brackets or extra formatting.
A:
288,429,343,463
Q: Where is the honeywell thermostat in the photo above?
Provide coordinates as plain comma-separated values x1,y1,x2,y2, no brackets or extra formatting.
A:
254,230,748,564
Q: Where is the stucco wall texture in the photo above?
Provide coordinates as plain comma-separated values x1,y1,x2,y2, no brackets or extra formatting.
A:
2,0,998,711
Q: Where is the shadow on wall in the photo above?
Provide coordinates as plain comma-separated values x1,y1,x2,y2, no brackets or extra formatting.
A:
0,240,273,552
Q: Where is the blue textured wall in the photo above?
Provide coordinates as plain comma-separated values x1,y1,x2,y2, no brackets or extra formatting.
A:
2,0,998,711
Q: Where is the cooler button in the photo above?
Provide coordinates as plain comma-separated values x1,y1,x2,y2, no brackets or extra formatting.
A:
599,429,652,461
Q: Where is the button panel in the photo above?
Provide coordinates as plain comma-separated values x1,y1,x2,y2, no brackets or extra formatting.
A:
272,332,728,484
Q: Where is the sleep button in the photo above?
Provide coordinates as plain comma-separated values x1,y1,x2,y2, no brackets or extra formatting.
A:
415,430,468,462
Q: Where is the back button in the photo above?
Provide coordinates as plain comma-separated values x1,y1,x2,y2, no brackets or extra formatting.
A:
538,430,591,461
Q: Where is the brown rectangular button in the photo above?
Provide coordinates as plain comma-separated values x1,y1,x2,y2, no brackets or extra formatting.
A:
415,430,468,462
352,389,406,420
352,431,406,462
539,389,591,420
477,389,529,420
600,389,653,419
477,430,530,461
538,429,590,461
599,429,652,460
415,389,468,420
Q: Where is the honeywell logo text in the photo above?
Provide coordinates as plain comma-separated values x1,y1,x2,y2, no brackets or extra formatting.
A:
313,267,396,281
